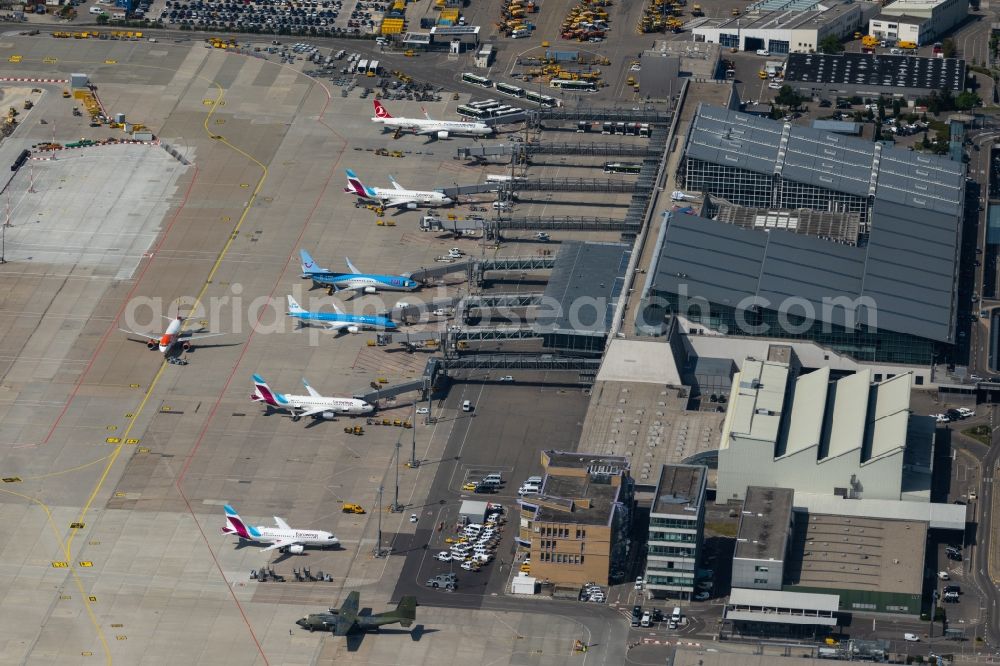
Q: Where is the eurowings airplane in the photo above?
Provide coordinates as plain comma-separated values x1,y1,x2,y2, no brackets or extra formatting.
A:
299,249,420,293
371,100,493,139
251,374,375,420
222,503,339,554
119,315,226,355
286,295,397,333
344,169,453,210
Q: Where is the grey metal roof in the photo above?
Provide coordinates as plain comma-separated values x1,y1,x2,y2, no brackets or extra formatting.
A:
534,240,631,337
784,53,965,92
687,105,964,220
652,209,956,342
810,120,861,134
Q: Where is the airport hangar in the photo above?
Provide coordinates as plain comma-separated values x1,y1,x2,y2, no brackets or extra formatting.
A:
648,104,964,382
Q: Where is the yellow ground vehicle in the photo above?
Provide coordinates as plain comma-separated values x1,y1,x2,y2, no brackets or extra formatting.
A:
758,70,768,79
520,563,531,573
462,482,478,491
342,503,366,514
343,425,364,435
731,7,740,15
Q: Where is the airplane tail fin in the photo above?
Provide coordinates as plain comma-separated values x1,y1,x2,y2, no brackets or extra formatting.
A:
373,100,392,119
223,504,261,539
344,169,374,197
286,295,306,315
396,596,417,628
251,374,287,408
421,106,432,121
300,249,326,276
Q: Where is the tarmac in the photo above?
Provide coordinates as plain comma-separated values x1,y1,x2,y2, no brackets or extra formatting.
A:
0,32,646,665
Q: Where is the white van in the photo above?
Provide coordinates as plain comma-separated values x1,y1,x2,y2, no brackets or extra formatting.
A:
462,400,473,412
518,483,540,496
755,49,770,56
484,473,503,484
89,5,105,14
671,607,682,623
112,10,126,18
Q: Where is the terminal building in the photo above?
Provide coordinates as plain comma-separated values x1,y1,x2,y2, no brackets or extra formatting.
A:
732,487,794,591
690,0,879,54
716,354,935,504
644,464,708,600
869,0,969,45
517,451,635,586
782,52,967,100
655,104,964,369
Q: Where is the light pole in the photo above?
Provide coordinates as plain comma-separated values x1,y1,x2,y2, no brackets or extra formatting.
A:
373,485,385,557
409,400,419,468
391,438,404,513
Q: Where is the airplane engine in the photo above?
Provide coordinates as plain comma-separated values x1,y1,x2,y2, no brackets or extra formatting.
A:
146,340,157,350
405,202,418,210
320,411,337,420
181,341,192,351
364,286,377,294
288,544,305,554
437,130,450,139
347,325,360,334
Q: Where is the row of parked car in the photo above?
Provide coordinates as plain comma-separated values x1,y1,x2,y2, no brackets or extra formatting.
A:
931,407,975,423
156,0,378,33
462,472,504,495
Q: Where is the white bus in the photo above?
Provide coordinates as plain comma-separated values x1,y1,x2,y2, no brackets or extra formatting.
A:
549,79,597,92
496,82,526,98
356,59,369,74
525,90,560,107
461,72,493,88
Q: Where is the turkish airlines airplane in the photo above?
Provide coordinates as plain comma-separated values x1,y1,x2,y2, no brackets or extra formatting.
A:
119,316,226,356
222,504,339,554
344,169,453,210
371,100,493,139
251,374,375,421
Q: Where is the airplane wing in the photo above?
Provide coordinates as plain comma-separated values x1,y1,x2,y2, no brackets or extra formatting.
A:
381,199,406,209
302,378,322,399
345,258,362,275
178,331,227,342
118,328,156,343
260,537,302,552
273,516,291,531
340,591,361,615
323,322,355,333
296,405,333,419
388,175,405,191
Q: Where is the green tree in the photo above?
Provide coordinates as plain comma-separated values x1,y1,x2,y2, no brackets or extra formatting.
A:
818,35,844,54
956,91,982,110
942,38,957,58
892,98,902,117
774,85,802,109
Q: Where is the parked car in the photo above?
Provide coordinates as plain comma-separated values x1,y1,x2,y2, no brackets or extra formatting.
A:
426,574,457,590
640,611,652,627
694,591,711,601
957,407,976,417
904,633,920,642
416,407,429,415
938,571,950,580
631,605,642,626
634,576,644,590
435,551,452,562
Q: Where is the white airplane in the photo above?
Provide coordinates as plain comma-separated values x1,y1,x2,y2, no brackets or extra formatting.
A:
222,504,339,554
344,169,454,210
371,100,493,139
251,374,375,421
119,315,226,356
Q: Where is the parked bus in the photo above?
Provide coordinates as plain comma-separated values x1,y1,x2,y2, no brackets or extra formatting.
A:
461,72,493,87
603,162,643,175
525,90,560,107
356,59,368,75
367,60,380,76
549,79,596,92
496,82,527,98
457,104,490,119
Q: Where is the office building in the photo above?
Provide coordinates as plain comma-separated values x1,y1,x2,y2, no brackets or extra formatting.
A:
716,356,935,504
732,487,793,590
656,104,964,367
691,0,879,54
517,451,634,586
645,464,708,599
871,0,969,44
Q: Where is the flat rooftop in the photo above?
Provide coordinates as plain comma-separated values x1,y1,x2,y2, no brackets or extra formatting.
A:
652,464,707,515
543,450,630,471
577,380,726,484
534,240,631,338
735,486,794,562
784,52,965,92
692,0,876,31
530,473,621,526
786,512,926,594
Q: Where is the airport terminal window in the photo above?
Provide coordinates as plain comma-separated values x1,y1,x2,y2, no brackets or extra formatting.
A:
650,517,698,529
719,33,739,48
683,158,774,209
